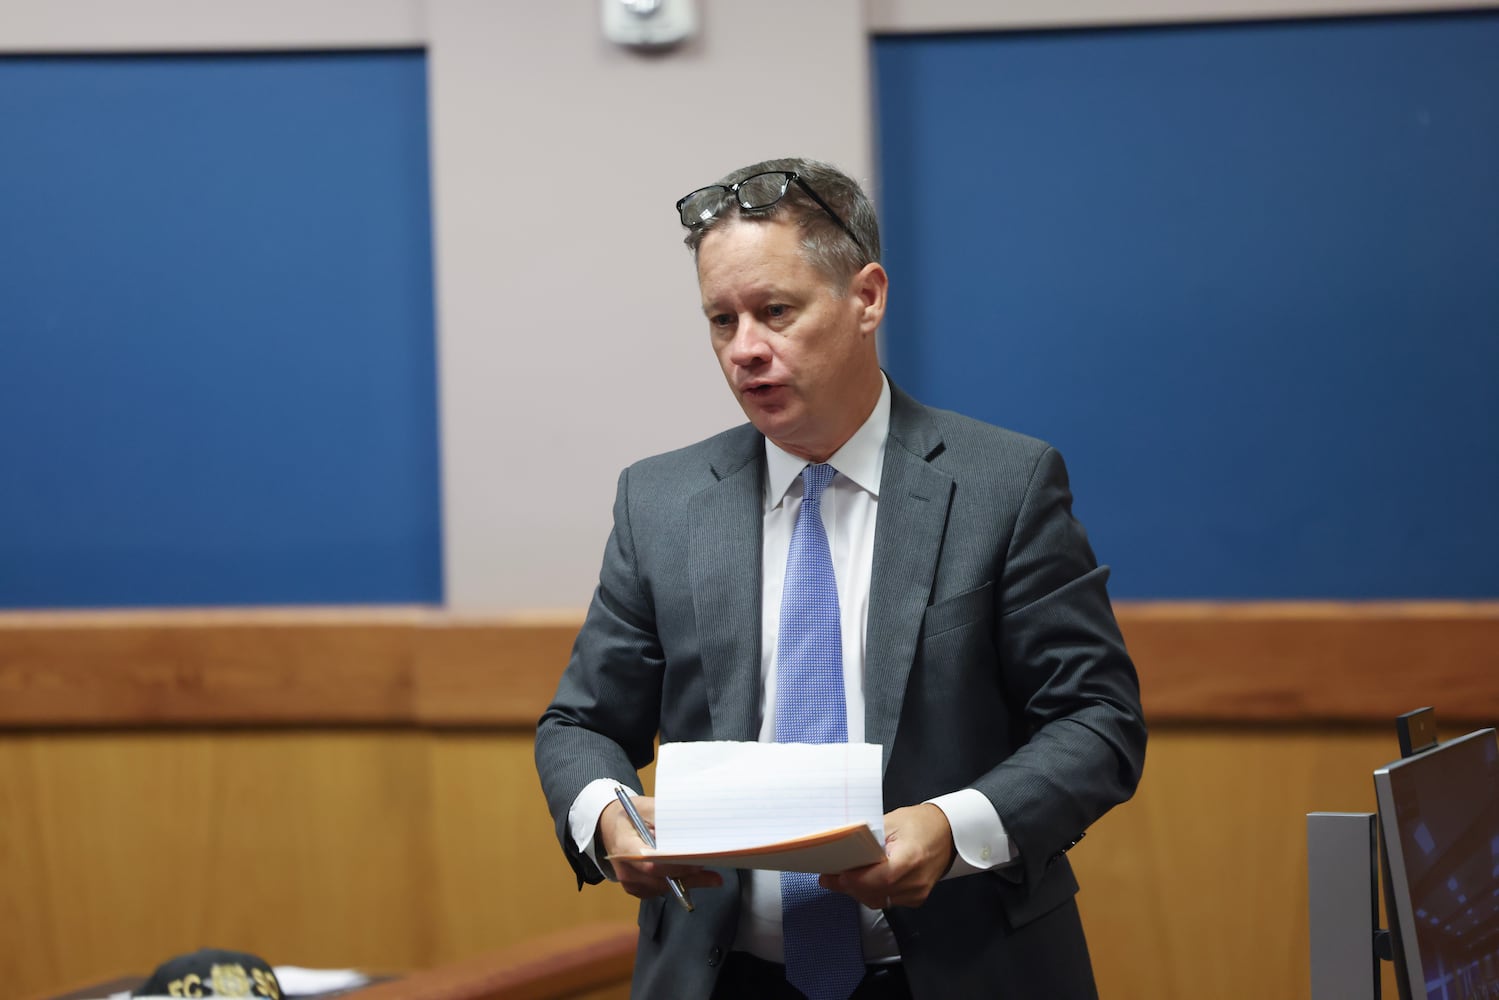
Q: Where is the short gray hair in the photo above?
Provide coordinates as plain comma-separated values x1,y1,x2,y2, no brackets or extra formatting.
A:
681,157,881,287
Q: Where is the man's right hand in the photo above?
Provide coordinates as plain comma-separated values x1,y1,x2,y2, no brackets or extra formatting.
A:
597,795,724,899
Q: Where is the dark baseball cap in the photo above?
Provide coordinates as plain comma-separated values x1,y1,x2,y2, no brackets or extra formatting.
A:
134,949,282,998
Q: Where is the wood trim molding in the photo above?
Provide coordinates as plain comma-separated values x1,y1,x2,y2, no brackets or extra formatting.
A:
23,923,636,1000
865,0,1499,33
1,602,1495,729
1119,601,1499,725
0,1,425,53
352,922,636,1000
5,0,1494,55
0,607,579,729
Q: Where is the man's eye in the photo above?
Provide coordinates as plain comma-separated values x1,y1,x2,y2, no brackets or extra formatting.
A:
710,314,735,329
766,304,788,319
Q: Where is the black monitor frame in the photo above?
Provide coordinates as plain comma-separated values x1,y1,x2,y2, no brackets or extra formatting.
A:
1374,726,1499,1000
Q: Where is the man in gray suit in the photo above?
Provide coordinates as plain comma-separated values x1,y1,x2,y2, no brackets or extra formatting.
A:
535,157,1146,999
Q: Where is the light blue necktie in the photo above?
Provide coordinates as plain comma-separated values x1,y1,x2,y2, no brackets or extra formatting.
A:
775,463,865,1000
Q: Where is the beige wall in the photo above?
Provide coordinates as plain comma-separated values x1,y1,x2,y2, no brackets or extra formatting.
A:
423,0,873,610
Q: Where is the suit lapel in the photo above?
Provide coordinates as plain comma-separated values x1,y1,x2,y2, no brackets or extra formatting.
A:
688,428,765,742
866,386,953,772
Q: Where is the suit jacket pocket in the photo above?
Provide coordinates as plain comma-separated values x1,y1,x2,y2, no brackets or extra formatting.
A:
922,581,995,640
994,855,1079,929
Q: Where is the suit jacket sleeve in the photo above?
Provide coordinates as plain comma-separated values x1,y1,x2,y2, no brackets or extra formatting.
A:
974,445,1147,894
535,466,666,887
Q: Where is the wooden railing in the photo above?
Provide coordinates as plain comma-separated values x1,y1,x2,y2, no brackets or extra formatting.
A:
2,602,1496,728
25,923,637,1000
354,922,636,1000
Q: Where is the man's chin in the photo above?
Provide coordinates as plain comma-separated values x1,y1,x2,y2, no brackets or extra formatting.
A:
739,395,792,430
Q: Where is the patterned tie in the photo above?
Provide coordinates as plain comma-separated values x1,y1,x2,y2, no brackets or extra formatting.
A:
774,463,865,1000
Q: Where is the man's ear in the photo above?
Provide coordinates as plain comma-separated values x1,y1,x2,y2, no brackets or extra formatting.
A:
851,262,888,334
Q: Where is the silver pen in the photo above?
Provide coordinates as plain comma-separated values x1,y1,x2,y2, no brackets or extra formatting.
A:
615,785,694,913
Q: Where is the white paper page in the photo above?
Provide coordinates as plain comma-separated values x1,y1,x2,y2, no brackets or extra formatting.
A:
274,967,371,996
654,741,883,853
115,969,371,1000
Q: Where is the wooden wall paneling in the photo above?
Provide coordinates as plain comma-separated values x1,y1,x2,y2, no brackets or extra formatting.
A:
3,723,1474,1000
423,733,642,961
1,731,441,996
0,730,645,1000
4,603,1497,997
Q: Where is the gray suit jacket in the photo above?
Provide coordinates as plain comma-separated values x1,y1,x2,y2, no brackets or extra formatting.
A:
536,383,1147,999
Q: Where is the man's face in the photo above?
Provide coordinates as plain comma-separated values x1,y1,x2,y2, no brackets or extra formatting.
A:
696,218,886,463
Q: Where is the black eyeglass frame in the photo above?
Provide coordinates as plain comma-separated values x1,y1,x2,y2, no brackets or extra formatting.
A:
675,171,867,258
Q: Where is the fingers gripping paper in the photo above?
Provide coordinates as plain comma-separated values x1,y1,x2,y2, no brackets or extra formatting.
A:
612,741,886,873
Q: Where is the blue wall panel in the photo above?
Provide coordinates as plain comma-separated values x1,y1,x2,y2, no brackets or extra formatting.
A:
875,13,1499,599
0,52,441,607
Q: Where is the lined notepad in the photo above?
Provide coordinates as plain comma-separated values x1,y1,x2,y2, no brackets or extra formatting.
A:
611,741,886,873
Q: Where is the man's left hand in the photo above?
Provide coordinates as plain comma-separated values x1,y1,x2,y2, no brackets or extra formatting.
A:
819,803,956,910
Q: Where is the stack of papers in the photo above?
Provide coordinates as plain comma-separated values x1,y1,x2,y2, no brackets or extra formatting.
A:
611,741,886,873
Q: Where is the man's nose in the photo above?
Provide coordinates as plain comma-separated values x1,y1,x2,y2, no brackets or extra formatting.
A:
727,319,771,365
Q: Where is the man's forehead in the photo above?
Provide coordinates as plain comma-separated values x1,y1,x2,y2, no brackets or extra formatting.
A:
697,218,806,273
698,226,809,296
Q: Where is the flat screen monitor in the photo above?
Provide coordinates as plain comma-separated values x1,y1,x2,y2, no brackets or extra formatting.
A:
1374,727,1499,1000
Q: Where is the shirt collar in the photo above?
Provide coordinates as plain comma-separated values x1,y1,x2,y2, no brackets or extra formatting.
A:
764,374,890,510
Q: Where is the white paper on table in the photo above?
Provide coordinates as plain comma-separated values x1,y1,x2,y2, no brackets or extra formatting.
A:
115,967,370,1000
273,967,371,996
616,741,884,872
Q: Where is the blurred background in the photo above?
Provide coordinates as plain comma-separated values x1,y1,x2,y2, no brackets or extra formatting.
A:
2,2,1496,997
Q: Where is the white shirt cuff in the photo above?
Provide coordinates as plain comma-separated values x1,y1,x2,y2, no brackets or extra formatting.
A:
926,789,1019,878
568,778,628,880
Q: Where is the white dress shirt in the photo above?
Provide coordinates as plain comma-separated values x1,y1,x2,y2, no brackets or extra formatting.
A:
568,375,1018,964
